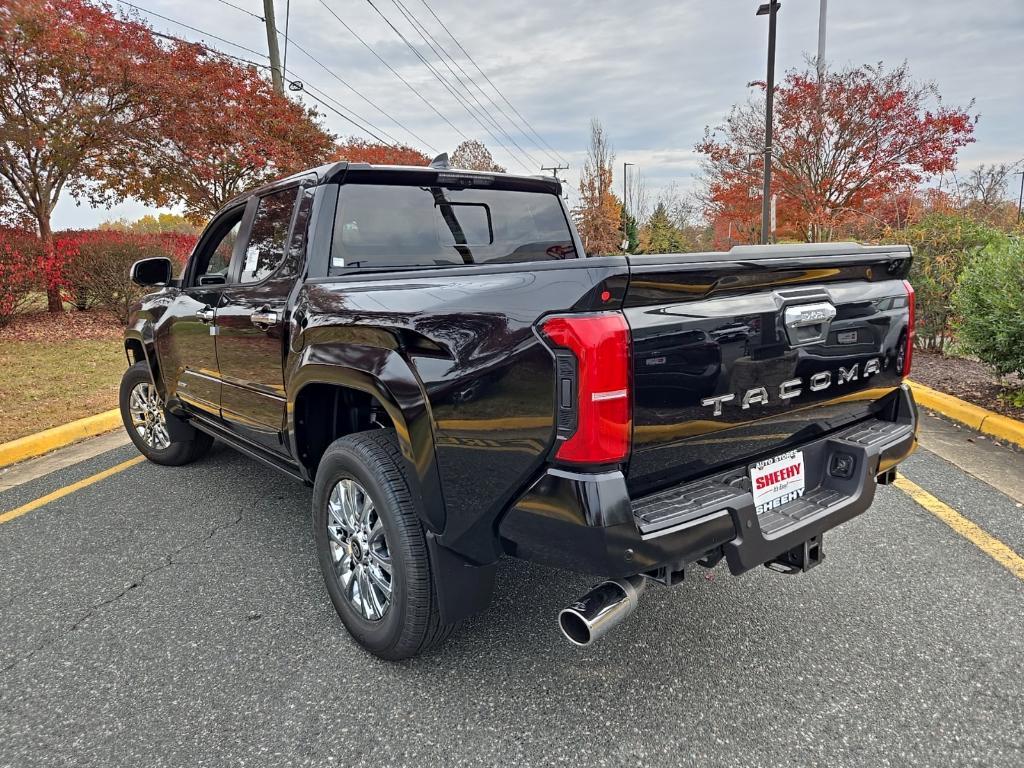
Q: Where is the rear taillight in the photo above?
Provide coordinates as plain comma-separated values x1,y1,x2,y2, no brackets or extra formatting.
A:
541,313,631,464
901,279,915,377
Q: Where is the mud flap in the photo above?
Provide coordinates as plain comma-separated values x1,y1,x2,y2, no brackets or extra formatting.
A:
426,533,496,624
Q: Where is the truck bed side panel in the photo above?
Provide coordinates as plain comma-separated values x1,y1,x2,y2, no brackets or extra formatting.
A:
297,258,629,562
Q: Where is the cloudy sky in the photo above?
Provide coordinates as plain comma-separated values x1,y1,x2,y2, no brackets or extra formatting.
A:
54,0,1024,228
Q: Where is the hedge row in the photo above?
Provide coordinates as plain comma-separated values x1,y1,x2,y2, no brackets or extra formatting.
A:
0,228,197,327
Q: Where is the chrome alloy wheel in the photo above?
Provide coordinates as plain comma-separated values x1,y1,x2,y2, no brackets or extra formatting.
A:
326,478,393,621
128,381,171,450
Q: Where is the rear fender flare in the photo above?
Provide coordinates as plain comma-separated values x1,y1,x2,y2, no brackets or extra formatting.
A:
289,343,446,533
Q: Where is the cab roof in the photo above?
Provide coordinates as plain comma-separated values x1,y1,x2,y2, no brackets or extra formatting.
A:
323,161,562,194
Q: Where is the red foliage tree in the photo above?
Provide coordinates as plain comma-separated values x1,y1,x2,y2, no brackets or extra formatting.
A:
1,0,333,311
0,0,170,310
697,63,976,244
329,138,431,166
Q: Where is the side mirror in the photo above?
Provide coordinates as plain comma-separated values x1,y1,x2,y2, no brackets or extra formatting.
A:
130,257,173,287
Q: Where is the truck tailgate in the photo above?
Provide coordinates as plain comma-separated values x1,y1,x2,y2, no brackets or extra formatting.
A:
622,244,913,498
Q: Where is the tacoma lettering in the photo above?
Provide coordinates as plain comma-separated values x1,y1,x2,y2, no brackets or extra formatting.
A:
701,358,882,415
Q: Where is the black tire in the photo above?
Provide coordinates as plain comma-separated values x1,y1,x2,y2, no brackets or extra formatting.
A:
119,362,213,466
313,429,454,660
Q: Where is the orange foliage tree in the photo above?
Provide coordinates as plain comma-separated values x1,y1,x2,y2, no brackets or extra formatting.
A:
573,119,623,255
697,63,976,245
329,138,431,166
119,41,335,222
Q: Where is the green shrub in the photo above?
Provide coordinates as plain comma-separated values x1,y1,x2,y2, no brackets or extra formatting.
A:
953,238,1024,378
890,213,1006,352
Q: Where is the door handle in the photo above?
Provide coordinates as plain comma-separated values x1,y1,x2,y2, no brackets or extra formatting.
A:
251,309,279,328
196,307,215,324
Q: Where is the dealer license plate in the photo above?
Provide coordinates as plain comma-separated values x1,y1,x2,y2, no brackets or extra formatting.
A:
750,450,805,515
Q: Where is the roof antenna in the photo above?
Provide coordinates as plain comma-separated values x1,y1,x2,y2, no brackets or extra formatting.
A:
429,153,450,170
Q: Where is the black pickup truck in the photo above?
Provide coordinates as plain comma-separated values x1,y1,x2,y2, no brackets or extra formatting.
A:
122,161,917,659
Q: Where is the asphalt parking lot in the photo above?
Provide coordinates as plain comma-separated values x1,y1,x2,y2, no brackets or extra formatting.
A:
1,415,1022,767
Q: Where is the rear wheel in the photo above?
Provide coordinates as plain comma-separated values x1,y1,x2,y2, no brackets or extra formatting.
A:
119,362,213,466
313,429,454,660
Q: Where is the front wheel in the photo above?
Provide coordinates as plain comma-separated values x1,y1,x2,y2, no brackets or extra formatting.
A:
119,362,213,466
312,429,454,660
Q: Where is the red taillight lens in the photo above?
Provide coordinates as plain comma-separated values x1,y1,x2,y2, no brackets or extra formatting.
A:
541,313,631,464
902,279,915,377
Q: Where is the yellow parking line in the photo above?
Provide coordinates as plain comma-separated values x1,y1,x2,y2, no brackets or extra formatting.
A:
893,475,1024,581
0,455,145,527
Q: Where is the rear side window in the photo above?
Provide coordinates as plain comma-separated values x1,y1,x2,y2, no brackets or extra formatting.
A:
239,187,297,283
331,184,576,270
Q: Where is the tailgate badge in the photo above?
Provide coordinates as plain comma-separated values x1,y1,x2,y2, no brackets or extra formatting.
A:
783,301,836,347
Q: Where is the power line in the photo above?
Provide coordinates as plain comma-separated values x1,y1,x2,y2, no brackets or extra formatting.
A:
298,82,396,145
144,29,390,144
402,0,561,168
114,2,395,145
280,34,437,150
148,30,264,70
390,0,539,160
117,0,268,59
362,0,532,172
418,0,567,167
214,0,264,22
386,0,540,169
317,0,469,144
208,0,437,151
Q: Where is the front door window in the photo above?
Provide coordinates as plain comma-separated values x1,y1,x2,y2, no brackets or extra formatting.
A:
193,216,242,287
238,188,297,283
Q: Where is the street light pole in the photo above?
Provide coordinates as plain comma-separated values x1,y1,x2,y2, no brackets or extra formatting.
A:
756,2,780,245
1015,171,1024,225
622,162,635,251
623,162,635,220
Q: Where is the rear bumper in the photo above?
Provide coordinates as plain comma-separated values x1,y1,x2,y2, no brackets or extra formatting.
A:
498,384,917,578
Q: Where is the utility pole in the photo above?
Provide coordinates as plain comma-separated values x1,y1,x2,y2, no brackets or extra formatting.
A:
756,2,780,245
263,0,284,95
816,0,827,80
541,164,569,181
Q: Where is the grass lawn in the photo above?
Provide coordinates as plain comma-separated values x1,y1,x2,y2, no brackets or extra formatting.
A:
0,339,125,443
0,308,127,443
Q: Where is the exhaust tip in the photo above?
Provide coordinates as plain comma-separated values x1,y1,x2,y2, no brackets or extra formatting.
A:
557,576,646,647
558,608,593,646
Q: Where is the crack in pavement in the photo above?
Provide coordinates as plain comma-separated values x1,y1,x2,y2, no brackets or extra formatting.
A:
0,508,245,676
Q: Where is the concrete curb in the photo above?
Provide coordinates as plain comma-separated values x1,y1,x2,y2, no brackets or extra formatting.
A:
0,409,122,468
908,380,1024,450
